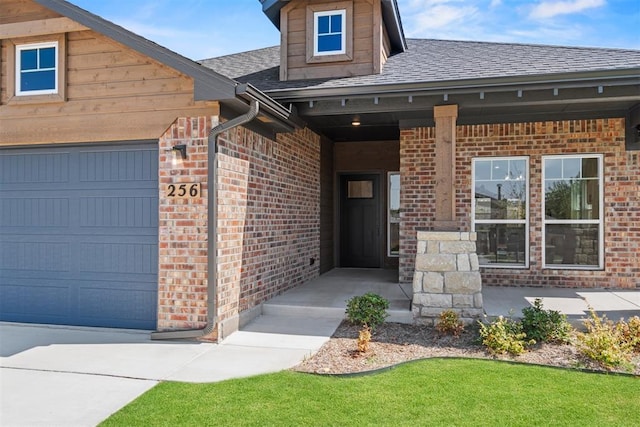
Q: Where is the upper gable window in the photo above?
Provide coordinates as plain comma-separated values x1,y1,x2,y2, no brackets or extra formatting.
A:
314,10,346,56
306,2,353,64
16,42,58,96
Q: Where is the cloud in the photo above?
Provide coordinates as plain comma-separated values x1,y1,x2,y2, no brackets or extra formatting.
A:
529,0,606,19
402,0,479,35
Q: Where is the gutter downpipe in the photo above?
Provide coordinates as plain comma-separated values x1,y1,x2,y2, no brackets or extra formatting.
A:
151,99,260,340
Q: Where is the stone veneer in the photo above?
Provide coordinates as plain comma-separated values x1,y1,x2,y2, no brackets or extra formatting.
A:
412,231,483,325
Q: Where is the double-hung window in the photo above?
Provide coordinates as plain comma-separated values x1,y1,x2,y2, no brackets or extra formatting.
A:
542,155,603,269
472,157,529,267
16,42,58,96
314,10,346,56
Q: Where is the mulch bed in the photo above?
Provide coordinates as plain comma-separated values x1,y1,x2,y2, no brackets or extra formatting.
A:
292,320,640,376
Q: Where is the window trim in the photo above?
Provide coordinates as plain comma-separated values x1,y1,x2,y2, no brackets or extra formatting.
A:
387,171,400,258
472,156,530,269
541,154,604,270
6,34,66,104
16,41,59,96
305,2,353,64
313,10,346,56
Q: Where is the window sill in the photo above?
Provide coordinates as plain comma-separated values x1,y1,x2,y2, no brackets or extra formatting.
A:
7,93,65,106
306,52,352,64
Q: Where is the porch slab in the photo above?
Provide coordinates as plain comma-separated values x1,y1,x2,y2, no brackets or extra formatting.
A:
263,268,413,324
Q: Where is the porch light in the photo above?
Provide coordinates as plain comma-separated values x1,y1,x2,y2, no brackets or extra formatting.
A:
171,144,187,160
351,117,361,126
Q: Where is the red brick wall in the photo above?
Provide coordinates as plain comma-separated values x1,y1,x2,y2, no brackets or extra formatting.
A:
215,126,321,326
157,117,321,332
158,117,212,331
400,118,640,289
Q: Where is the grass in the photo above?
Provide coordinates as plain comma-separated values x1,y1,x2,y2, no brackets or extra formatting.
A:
102,359,640,427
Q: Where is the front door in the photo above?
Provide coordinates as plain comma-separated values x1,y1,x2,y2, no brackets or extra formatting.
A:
340,174,381,267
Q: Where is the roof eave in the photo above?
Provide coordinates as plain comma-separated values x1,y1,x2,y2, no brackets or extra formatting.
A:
264,68,640,101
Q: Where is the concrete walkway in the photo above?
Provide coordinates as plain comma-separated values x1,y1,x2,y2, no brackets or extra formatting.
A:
2,269,639,426
0,314,341,427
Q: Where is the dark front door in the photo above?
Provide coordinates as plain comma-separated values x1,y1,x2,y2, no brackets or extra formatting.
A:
340,174,381,268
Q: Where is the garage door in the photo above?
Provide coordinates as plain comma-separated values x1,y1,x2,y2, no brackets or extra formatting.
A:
0,143,158,329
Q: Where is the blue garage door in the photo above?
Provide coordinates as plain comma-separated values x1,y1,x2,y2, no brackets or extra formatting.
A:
0,143,158,329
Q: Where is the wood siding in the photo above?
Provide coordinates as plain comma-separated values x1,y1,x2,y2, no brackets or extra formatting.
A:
280,0,390,81
1,0,218,146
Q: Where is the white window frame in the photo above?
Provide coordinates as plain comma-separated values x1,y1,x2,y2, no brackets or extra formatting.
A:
387,172,400,257
15,41,59,96
542,154,604,270
313,10,346,56
472,156,530,269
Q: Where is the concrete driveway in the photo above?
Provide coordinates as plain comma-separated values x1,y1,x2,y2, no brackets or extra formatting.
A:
0,317,338,426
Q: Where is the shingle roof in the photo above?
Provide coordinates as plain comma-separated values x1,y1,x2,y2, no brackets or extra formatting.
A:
200,39,640,93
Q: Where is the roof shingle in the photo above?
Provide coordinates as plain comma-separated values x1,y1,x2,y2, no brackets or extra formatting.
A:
200,39,640,93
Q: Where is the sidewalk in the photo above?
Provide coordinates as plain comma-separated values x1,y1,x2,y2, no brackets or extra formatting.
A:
0,314,342,426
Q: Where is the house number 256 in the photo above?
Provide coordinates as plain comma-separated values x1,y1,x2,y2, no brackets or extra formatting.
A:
166,183,201,199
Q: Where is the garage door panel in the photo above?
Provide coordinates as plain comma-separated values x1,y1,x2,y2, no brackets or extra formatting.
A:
77,243,157,275
1,241,70,272
0,152,70,184
79,196,158,229
0,143,159,329
1,280,71,320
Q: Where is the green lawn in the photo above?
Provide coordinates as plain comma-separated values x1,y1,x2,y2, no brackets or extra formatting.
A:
102,359,639,427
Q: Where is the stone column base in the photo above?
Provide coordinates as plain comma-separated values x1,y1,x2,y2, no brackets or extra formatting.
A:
412,231,483,325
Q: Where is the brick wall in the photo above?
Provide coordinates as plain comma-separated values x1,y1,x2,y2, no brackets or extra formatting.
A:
158,117,212,330
400,118,640,289
157,117,321,333
215,126,321,328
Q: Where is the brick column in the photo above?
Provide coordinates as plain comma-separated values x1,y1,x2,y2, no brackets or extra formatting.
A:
433,105,458,231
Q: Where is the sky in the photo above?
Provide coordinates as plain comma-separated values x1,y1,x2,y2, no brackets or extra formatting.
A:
69,0,640,60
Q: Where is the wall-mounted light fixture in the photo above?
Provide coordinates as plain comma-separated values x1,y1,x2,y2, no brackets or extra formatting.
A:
351,116,361,126
171,144,187,160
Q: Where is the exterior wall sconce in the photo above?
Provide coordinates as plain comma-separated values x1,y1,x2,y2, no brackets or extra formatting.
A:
351,117,361,126
171,144,187,160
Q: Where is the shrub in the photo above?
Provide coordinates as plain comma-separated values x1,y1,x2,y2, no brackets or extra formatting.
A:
357,326,372,353
521,298,573,344
478,315,534,356
346,293,389,331
618,316,640,353
436,309,464,337
577,309,635,371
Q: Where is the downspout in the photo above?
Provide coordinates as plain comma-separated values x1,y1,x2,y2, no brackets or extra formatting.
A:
151,100,260,340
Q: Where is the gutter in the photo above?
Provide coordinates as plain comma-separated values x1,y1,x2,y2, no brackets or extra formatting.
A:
151,99,260,340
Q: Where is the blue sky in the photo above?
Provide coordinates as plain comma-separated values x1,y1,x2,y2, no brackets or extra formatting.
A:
70,0,639,60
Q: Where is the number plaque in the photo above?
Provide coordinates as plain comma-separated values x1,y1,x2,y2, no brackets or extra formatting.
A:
165,183,202,199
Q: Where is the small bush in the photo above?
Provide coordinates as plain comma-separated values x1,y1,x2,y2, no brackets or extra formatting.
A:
577,309,635,371
478,315,534,356
620,316,640,353
436,310,464,337
521,298,573,344
346,293,389,331
357,326,372,353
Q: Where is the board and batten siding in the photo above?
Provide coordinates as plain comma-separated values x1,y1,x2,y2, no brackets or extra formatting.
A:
0,0,219,146
280,0,391,81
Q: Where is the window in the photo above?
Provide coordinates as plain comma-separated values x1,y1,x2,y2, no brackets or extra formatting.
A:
388,172,400,257
16,42,58,96
305,2,353,64
472,157,529,267
542,155,603,269
314,10,346,55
